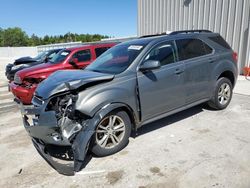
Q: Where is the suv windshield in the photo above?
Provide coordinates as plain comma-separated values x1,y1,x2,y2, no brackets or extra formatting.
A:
50,50,71,64
86,44,145,74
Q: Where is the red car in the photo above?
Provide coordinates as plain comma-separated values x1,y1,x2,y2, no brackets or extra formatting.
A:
9,43,116,104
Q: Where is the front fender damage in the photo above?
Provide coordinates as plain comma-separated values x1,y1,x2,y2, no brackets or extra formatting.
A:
30,103,121,176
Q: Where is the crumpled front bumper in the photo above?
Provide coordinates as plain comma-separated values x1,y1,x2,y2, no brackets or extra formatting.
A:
20,101,97,176
32,138,75,175
9,82,36,105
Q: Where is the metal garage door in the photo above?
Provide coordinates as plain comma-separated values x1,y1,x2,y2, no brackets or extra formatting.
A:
137,0,250,73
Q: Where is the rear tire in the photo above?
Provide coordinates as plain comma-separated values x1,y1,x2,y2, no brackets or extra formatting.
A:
208,77,233,110
91,111,131,157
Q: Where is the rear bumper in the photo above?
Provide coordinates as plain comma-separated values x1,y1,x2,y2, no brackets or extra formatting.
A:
9,82,36,104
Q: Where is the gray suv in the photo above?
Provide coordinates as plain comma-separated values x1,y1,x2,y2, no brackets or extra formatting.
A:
21,30,238,175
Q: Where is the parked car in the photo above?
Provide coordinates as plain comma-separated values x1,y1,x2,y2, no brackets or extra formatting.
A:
9,43,116,104
5,49,62,81
20,30,238,175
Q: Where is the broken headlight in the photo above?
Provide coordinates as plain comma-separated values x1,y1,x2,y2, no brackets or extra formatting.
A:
46,94,85,142
14,74,22,84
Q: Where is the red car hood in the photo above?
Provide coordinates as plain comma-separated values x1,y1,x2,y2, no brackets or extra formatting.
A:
16,62,60,81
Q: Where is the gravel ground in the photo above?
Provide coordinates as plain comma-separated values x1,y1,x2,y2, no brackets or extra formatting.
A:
0,77,250,188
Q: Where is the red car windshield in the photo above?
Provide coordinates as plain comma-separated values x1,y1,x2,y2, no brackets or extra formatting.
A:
50,50,71,64
86,44,144,74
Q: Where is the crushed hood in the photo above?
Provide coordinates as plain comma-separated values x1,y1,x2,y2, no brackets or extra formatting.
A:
35,70,114,99
14,56,38,65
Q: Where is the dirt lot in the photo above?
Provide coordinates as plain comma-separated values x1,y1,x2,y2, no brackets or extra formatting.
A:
0,78,250,188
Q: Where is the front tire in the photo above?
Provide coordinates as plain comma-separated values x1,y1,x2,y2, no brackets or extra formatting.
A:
91,111,131,157
208,77,233,110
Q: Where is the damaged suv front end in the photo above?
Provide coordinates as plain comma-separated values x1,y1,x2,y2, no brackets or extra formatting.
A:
21,70,115,175
20,40,147,175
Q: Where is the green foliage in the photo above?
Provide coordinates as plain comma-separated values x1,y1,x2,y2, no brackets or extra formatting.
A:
1,27,29,46
0,27,109,47
0,28,3,46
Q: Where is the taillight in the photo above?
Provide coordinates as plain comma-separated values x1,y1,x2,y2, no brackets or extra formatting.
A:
232,51,238,63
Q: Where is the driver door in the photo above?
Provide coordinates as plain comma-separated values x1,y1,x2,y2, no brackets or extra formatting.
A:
137,41,185,121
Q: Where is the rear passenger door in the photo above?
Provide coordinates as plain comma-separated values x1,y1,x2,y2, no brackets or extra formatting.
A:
137,41,185,121
175,38,214,104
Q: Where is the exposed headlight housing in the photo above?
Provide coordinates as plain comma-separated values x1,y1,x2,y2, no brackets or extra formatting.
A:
14,74,22,84
46,94,84,141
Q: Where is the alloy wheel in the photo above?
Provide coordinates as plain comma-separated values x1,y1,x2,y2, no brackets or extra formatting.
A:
96,115,126,149
218,83,231,105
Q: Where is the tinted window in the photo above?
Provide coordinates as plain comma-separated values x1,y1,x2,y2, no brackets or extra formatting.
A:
95,47,110,58
144,42,176,66
209,36,231,49
73,50,91,62
176,39,213,61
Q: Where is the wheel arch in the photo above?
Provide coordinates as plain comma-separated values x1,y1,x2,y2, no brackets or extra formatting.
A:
217,70,235,88
92,102,138,132
211,58,238,88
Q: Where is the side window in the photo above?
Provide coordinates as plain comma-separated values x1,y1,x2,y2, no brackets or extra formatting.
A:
95,47,110,58
144,42,176,66
176,39,213,61
73,50,91,62
209,36,231,49
48,52,57,59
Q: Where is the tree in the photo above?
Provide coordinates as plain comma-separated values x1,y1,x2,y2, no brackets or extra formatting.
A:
2,27,29,46
43,35,50,44
0,27,3,46
0,27,110,47
85,34,92,42
29,34,41,46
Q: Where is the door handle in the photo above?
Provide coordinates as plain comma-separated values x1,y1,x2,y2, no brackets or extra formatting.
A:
175,68,184,75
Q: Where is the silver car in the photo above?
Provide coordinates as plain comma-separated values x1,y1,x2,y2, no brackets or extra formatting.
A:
20,30,238,175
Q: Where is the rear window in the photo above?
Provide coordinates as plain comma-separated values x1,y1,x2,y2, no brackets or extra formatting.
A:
209,36,231,49
176,39,213,61
95,47,110,58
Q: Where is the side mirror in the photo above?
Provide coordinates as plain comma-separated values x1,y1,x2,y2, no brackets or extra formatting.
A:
139,60,161,72
69,58,79,66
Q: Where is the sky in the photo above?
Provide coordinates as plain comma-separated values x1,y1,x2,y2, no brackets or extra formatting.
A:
0,0,137,37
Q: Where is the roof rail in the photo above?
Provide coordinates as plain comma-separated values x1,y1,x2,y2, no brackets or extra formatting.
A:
169,30,212,35
139,30,212,38
140,32,167,38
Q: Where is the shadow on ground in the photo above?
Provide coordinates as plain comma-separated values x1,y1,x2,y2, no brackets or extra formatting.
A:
136,103,211,137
